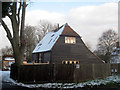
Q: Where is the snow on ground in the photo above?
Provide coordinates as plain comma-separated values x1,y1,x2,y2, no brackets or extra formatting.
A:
0,71,13,83
1,71,120,88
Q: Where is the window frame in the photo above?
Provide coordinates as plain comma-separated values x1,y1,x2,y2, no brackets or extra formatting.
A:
65,37,76,44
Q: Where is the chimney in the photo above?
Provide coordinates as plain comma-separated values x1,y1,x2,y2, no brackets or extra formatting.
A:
65,23,68,26
57,24,59,30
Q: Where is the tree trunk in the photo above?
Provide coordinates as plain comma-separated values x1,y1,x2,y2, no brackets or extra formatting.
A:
2,1,26,66
12,43,24,66
14,1,26,66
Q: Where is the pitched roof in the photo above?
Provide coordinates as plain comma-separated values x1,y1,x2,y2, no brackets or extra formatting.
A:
61,23,80,37
32,23,80,53
32,24,65,53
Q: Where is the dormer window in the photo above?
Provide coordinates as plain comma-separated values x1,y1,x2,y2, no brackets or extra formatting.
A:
65,37,76,44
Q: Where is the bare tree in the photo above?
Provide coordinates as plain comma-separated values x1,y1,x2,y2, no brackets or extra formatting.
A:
24,21,57,62
94,30,118,63
24,25,37,62
1,1,27,66
1,46,13,55
36,20,58,42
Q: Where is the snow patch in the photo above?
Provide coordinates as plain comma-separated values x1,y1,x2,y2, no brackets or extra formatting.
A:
1,71,13,83
8,75,120,88
13,75,120,88
4,57,15,61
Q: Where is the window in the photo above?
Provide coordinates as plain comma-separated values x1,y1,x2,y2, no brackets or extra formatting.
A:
65,61,68,64
74,61,76,64
69,61,72,64
51,34,55,37
65,37,76,44
62,60,79,64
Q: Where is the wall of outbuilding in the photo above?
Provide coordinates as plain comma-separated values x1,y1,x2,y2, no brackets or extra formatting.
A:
51,35,103,64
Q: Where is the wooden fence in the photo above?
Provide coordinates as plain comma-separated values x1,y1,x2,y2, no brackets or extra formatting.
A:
0,60,2,70
10,64,120,83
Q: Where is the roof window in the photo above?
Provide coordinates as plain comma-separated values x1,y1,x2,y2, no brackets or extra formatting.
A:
51,34,55,37
48,39,52,44
53,36,58,42
38,43,42,46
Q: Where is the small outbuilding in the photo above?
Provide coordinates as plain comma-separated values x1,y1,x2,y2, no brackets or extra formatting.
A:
32,23,103,64
2,55,27,70
2,55,15,70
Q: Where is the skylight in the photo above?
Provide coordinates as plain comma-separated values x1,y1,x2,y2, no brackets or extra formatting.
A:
38,43,42,46
51,34,55,37
48,39,52,44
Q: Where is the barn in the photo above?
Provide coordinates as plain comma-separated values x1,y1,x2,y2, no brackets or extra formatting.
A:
32,23,103,64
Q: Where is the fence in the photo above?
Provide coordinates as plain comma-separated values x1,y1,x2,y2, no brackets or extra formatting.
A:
10,64,120,83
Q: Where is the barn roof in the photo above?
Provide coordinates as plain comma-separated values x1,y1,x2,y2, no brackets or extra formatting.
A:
32,23,80,53
62,24,80,37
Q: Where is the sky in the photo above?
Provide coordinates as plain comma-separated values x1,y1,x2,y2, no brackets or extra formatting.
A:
0,1,118,51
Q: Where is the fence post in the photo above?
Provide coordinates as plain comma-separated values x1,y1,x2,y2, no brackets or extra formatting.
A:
17,65,21,82
108,64,111,76
92,64,95,79
117,64,120,75
53,64,56,82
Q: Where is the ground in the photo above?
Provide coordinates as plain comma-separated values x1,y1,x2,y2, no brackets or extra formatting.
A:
1,71,120,90
1,71,31,90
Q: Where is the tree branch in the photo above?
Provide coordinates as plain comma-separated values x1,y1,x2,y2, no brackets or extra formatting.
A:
12,2,17,15
1,19,13,43
10,2,19,34
17,1,22,26
20,1,26,49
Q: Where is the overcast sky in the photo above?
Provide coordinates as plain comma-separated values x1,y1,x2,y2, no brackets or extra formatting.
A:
0,1,118,51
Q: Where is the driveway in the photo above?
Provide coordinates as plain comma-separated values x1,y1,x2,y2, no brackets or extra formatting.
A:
1,71,33,90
